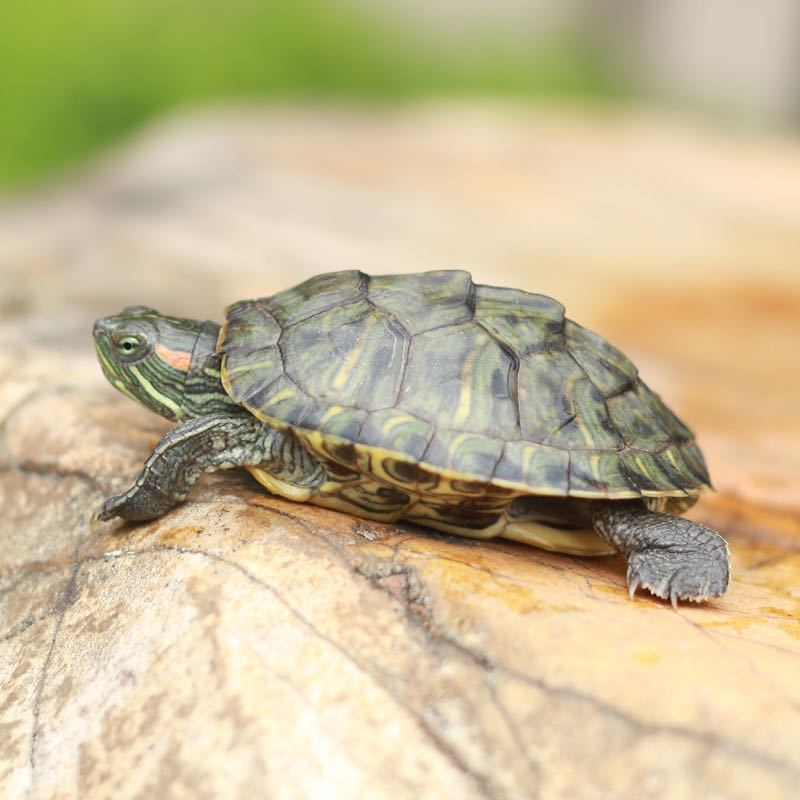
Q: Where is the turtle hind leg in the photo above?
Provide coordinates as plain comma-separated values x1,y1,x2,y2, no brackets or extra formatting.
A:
592,500,730,605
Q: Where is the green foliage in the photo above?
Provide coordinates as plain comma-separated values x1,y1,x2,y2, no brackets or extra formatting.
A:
0,0,617,189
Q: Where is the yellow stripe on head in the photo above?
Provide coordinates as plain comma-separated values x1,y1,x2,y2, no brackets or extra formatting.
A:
129,365,182,418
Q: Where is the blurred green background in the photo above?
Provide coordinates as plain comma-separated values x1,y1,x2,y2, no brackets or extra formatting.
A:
0,0,616,191
2,0,799,192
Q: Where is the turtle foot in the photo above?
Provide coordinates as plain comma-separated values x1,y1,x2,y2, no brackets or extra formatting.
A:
89,493,145,532
626,541,730,607
89,485,178,531
592,501,730,606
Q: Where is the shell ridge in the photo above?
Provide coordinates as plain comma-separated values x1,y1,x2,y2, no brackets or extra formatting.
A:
264,270,368,327
221,300,281,349
603,376,640,400
466,277,477,318
394,316,468,337
474,289,567,356
277,295,368,333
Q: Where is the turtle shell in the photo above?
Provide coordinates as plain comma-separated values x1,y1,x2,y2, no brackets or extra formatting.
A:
219,270,710,500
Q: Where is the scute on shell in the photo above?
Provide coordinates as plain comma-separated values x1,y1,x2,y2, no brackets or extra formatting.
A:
220,270,710,500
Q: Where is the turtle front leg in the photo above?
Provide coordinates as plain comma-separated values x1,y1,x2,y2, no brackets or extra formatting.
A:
592,500,730,605
91,413,326,526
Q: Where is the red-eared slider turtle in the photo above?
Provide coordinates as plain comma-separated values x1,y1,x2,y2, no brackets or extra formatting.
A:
92,270,729,603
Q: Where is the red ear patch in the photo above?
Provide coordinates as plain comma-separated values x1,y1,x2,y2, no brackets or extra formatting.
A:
156,344,191,371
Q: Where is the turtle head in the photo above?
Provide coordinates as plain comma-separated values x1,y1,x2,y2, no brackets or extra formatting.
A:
93,307,233,422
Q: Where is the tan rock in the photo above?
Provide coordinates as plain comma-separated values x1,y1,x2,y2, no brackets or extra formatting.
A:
1,105,799,799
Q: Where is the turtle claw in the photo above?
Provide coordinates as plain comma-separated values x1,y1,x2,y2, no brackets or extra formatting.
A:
625,550,729,605
89,488,153,530
89,506,103,533
595,503,730,605
90,496,123,532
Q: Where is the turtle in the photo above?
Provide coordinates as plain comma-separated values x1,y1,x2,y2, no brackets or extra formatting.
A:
92,269,729,604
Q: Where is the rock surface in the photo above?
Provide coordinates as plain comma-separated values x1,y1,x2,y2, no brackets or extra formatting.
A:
1,105,799,799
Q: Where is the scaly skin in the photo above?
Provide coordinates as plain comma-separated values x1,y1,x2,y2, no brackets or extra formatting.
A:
592,500,730,605
91,413,326,527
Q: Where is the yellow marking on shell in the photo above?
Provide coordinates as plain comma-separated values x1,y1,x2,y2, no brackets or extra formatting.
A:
298,429,331,460
128,366,182,417
382,413,411,434
451,343,480,427
330,313,374,390
155,344,191,372
262,388,297,407
575,416,595,449
440,477,457,494
224,359,280,377
581,451,610,491
369,457,406,488
301,426,401,491
443,432,470,460
452,389,472,427
641,488,688,497
631,448,691,498
633,453,649,475
519,444,536,480
632,452,688,497
320,405,347,424
310,486,410,522
664,447,690,481
246,467,315,502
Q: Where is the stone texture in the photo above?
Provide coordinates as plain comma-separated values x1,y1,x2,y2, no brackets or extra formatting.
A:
1,105,799,799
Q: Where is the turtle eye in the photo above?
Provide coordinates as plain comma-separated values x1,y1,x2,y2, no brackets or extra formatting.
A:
115,335,142,359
